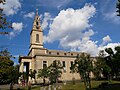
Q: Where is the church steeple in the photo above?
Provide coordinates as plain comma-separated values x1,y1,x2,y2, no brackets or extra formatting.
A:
32,9,42,31
29,9,43,53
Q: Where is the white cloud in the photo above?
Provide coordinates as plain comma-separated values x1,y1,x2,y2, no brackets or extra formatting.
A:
44,4,96,43
24,12,35,18
79,40,99,56
44,4,97,56
104,12,120,24
103,35,111,42
12,22,23,32
98,43,120,55
41,12,52,30
0,0,21,16
101,35,112,46
9,22,23,38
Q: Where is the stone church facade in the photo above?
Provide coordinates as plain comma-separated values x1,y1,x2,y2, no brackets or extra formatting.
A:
19,10,87,83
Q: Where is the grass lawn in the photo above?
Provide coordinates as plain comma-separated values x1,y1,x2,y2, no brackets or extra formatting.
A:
20,80,120,90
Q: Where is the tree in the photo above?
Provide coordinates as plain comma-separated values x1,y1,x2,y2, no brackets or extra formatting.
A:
73,53,93,90
11,65,20,84
112,46,120,78
105,48,115,78
93,50,111,80
29,69,37,83
114,46,120,75
93,50,105,80
37,67,49,85
0,49,14,84
0,0,12,34
48,60,63,84
116,0,120,16
38,60,63,85
105,46,120,79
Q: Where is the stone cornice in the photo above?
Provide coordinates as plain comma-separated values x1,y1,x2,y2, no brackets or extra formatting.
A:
28,47,47,56
30,29,43,35
34,54,77,58
29,43,43,49
19,56,32,63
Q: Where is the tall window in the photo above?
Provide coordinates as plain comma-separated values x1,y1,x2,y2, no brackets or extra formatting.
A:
36,34,39,42
43,61,47,68
63,61,66,73
62,61,66,67
71,61,73,67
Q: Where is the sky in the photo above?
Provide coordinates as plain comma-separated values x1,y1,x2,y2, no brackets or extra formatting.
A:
0,0,120,64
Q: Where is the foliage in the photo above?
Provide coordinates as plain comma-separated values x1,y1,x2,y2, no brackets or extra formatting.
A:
94,46,120,81
11,65,20,84
0,49,14,84
105,46,120,79
93,50,111,80
29,69,37,79
0,0,12,34
48,60,63,84
37,60,63,84
105,48,114,56
72,53,93,90
116,0,120,16
37,67,49,85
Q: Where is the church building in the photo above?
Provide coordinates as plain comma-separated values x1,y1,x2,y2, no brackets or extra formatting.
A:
19,10,84,83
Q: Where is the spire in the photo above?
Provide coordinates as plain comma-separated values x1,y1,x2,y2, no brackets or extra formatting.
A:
32,9,42,31
36,9,38,16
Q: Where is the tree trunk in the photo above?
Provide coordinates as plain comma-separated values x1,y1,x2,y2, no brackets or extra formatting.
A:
87,73,91,89
83,73,91,90
83,74,87,90
83,78,87,90
43,78,45,85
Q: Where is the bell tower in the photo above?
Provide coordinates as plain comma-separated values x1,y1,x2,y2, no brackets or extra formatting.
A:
29,9,46,56
30,9,43,50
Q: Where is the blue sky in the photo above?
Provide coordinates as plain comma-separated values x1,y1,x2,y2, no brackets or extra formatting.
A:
0,0,120,64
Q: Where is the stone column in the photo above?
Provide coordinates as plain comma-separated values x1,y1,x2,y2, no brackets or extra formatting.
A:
18,62,24,84
19,62,24,73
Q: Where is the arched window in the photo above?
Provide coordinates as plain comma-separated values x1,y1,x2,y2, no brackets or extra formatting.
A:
36,34,39,42
36,21,39,26
36,21,39,29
